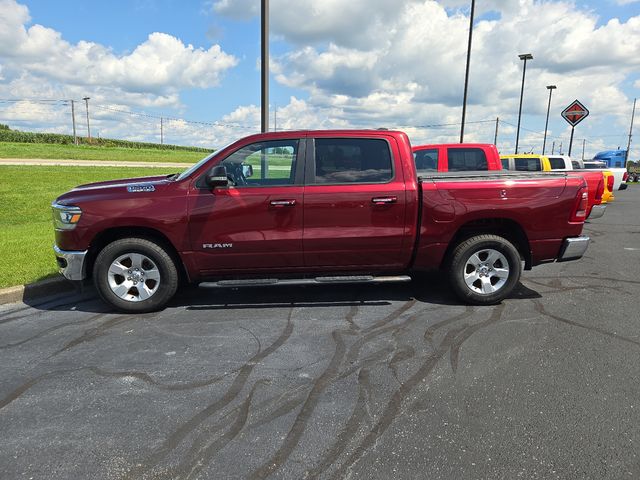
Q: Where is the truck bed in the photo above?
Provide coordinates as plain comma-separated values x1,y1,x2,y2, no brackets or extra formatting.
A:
413,171,586,271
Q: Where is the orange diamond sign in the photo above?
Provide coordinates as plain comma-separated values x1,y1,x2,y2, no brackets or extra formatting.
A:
561,100,589,127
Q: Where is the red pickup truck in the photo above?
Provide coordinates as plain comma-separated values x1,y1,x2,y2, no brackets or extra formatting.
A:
52,130,590,312
413,143,503,173
415,145,606,220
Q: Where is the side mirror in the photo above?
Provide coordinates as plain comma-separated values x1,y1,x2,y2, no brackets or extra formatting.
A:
205,165,228,188
242,164,254,178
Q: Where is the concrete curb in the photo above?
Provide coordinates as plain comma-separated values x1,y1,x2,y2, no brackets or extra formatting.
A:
0,276,78,305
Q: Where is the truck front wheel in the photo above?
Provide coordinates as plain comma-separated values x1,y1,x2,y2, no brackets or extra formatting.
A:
93,238,179,313
448,234,522,305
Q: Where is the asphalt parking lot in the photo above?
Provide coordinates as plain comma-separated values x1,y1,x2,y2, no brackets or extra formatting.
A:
1,187,639,480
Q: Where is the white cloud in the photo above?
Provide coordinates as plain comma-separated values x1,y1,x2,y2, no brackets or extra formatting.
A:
211,0,259,20
0,0,238,103
2,0,638,158
257,0,639,155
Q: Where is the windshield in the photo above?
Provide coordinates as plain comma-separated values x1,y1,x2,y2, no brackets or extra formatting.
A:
174,143,233,181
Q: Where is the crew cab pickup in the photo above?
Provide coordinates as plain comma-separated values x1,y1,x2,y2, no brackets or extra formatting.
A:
413,143,503,173
52,130,590,313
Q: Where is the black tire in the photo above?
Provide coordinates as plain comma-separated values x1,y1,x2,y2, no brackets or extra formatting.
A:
447,234,522,305
93,237,179,313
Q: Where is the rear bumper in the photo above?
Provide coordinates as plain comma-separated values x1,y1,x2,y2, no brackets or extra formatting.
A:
557,236,590,262
587,204,606,220
53,245,88,281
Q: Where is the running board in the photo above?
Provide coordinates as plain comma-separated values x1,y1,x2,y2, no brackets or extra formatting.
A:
199,275,412,289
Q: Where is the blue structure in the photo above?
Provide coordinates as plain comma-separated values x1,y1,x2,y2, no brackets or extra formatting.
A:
593,150,627,168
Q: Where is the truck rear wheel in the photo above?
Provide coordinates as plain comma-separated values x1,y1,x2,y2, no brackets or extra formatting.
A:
93,238,178,313
448,234,521,305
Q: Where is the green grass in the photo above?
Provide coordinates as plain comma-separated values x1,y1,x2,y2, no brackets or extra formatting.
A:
0,165,177,288
0,142,209,163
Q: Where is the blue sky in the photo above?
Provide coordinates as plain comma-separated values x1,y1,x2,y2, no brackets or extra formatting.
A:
0,0,639,157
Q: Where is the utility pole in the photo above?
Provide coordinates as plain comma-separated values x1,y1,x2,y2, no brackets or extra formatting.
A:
274,105,277,132
70,100,77,145
160,117,164,145
261,0,269,133
83,97,91,141
582,139,586,160
494,117,499,145
551,141,555,154
459,0,475,143
559,142,562,154
626,98,636,163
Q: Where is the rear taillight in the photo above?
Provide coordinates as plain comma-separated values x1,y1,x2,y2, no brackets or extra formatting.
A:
595,178,604,203
570,187,588,222
607,174,614,192
623,171,629,182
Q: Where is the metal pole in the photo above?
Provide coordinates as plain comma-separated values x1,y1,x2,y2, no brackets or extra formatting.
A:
83,97,91,140
551,141,555,155
70,100,77,145
161,117,164,145
568,128,575,157
459,0,475,143
559,141,563,155
261,0,269,133
494,117,499,145
582,139,585,160
626,98,636,163
274,104,277,132
542,85,556,155
515,53,533,154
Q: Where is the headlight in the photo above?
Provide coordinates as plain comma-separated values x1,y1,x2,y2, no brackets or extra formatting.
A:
52,202,82,230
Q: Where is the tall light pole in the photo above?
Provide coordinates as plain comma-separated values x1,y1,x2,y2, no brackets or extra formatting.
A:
261,0,269,133
542,85,556,155
459,0,475,143
626,98,636,163
83,96,91,140
515,53,533,154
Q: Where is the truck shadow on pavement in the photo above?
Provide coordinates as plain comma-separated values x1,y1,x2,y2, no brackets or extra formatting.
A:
18,271,542,314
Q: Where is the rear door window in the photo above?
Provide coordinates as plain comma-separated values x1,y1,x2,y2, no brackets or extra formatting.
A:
549,157,565,169
501,158,510,169
514,158,541,171
313,138,393,184
447,148,488,171
414,148,438,174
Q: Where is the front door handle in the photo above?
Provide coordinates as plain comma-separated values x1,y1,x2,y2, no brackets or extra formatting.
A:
270,199,297,207
371,196,397,205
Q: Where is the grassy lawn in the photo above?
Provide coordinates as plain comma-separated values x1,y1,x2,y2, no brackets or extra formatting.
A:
0,165,177,288
0,141,209,163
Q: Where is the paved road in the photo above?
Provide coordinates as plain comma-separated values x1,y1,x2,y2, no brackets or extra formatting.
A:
0,159,292,171
0,158,191,168
1,187,639,479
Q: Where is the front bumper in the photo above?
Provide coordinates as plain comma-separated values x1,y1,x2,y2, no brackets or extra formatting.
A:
587,204,606,220
557,236,590,262
53,245,88,281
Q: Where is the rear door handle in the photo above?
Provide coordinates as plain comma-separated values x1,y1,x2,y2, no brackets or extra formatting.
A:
270,199,297,207
371,196,397,205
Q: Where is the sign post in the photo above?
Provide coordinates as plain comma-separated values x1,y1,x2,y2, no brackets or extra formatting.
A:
561,100,589,157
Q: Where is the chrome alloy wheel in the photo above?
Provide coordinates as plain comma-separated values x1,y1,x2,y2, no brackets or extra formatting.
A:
463,248,510,295
107,253,161,302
